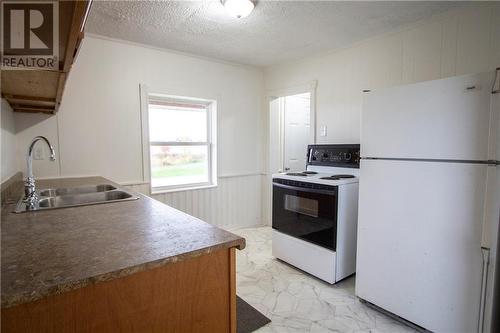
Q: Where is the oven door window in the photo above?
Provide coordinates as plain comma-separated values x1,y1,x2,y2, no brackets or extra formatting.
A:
284,195,319,218
272,181,338,250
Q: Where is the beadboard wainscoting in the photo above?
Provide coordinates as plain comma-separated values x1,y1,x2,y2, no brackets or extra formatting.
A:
124,174,266,229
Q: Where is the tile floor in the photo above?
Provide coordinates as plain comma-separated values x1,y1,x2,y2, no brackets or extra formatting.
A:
232,226,417,333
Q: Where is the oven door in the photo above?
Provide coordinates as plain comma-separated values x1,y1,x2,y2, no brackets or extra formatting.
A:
272,179,338,251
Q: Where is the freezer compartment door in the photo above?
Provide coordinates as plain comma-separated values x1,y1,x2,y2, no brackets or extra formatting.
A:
356,159,486,332
361,71,495,160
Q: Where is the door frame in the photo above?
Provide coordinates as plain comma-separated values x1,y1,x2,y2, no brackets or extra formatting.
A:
267,80,317,145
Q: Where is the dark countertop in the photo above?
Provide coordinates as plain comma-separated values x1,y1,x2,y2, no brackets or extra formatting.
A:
1,176,245,309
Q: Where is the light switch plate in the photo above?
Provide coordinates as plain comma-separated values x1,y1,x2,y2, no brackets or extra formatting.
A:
320,125,327,137
34,146,44,160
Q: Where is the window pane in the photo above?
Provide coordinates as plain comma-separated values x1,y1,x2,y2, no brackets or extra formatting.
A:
150,145,209,188
149,105,207,142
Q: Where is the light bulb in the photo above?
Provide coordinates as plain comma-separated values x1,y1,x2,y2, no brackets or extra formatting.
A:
223,0,254,19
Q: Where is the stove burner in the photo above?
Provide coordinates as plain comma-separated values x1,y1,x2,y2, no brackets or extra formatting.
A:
286,172,308,176
320,174,356,180
302,171,318,175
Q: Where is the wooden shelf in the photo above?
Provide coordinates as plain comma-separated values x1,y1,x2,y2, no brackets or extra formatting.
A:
1,0,93,115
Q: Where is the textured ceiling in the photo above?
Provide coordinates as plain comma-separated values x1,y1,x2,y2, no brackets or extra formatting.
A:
86,1,462,67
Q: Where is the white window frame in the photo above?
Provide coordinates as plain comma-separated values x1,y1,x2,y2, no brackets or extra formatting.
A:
140,84,217,194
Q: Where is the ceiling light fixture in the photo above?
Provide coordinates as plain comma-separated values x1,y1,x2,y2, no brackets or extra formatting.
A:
223,0,254,19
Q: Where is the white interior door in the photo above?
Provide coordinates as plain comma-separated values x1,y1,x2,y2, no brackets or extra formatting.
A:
283,93,310,172
356,159,487,332
269,97,283,174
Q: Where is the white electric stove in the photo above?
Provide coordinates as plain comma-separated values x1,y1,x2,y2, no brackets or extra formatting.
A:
272,144,360,284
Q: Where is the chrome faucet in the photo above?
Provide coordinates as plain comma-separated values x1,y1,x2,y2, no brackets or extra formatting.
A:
23,136,56,209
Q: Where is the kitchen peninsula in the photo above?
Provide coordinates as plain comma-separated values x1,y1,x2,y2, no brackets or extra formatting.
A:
1,176,245,333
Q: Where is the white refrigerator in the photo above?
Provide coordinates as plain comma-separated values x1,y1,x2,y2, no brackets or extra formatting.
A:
356,71,500,333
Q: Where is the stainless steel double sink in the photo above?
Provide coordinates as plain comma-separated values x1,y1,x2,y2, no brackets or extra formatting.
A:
14,184,139,213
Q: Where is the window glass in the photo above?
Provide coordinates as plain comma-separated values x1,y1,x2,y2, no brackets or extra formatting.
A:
147,97,215,192
148,105,207,143
150,145,209,188
284,195,319,218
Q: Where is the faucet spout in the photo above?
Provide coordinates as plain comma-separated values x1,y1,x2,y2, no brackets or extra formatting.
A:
24,136,56,209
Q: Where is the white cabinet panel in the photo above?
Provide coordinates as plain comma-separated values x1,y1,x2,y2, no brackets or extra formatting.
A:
356,159,486,332
361,72,494,160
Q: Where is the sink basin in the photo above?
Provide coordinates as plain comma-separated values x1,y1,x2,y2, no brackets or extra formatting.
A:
39,184,116,197
38,191,135,208
13,185,139,213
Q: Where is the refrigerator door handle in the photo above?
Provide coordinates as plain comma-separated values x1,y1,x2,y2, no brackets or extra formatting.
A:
361,156,499,166
478,247,490,333
492,67,499,94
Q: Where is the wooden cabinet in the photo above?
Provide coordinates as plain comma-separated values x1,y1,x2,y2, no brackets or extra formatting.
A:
1,248,238,333
1,1,93,114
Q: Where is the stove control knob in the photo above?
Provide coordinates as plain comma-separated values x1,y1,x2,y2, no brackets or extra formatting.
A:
322,153,329,159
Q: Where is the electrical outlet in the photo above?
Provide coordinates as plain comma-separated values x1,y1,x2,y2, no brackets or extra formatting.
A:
34,146,44,160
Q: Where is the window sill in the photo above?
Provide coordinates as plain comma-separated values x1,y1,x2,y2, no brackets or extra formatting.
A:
151,183,218,195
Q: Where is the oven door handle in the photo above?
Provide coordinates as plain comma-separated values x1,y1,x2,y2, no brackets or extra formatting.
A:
272,182,336,196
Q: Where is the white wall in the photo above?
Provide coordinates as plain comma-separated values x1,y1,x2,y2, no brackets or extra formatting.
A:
1,99,18,182
14,112,61,179
18,36,265,182
265,3,500,145
13,36,266,228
